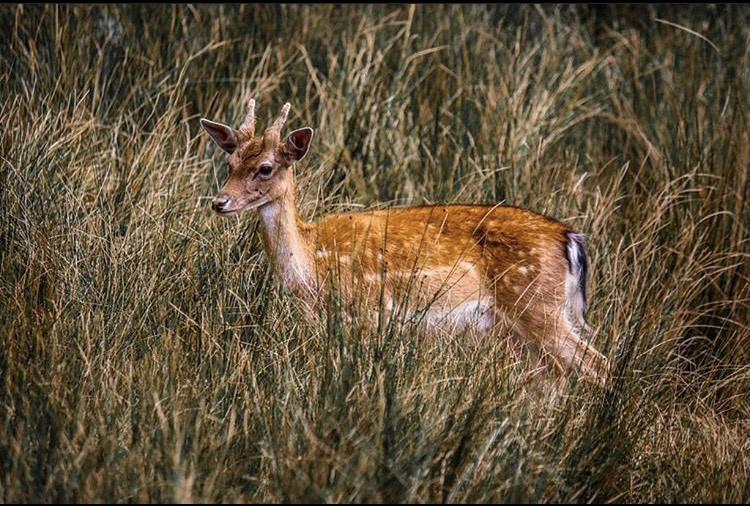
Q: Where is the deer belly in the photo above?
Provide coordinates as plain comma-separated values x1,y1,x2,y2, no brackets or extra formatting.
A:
357,263,495,335
422,298,496,335
378,277,496,335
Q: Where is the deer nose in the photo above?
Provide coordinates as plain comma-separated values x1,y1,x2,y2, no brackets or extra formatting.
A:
211,196,231,212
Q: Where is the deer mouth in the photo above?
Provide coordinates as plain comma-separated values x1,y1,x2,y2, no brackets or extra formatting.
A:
213,207,240,217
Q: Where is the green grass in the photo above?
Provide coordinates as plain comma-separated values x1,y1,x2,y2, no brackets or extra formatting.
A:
1,4,748,503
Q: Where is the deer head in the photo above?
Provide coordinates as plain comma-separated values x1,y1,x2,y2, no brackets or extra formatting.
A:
200,100,313,216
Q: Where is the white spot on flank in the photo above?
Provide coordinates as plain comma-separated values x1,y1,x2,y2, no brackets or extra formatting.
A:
459,260,476,272
518,266,528,275
316,249,328,258
364,273,382,283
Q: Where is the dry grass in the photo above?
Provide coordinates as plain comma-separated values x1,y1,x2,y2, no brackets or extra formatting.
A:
1,4,749,503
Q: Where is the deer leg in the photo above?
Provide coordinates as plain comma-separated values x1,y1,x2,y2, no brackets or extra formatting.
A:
493,311,567,397
542,316,610,386
512,308,609,387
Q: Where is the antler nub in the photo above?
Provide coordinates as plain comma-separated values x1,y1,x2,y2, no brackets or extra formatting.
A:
239,98,256,137
270,102,291,133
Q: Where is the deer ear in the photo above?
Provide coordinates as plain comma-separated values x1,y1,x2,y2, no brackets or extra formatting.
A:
282,127,314,162
200,118,240,154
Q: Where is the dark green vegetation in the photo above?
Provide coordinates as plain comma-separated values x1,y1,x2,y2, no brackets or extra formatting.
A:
1,4,748,502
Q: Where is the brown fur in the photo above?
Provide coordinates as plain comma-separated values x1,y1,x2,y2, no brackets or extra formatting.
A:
201,101,609,386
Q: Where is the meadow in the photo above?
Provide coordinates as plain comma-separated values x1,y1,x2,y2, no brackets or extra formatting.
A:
1,4,748,502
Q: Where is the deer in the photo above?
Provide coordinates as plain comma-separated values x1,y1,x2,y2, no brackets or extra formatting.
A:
200,99,610,386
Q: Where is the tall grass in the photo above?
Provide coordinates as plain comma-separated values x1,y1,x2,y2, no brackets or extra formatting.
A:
1,4,748,502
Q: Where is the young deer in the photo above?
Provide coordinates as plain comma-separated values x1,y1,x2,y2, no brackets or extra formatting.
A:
200,100,609,385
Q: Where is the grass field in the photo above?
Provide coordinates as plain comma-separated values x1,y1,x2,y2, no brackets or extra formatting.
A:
1,4,749,503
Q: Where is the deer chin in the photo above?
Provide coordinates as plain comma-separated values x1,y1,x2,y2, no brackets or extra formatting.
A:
215,197,273,217
243,196,274,212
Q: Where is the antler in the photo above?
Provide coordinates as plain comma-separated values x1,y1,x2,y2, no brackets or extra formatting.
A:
272,102,291,132
263,102,291,143
239,98,256,137
236,100,291,143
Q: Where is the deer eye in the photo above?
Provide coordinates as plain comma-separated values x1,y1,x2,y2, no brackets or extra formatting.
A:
257,164,274,177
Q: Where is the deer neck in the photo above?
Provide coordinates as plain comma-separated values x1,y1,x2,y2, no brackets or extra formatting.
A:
257,188,316,297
